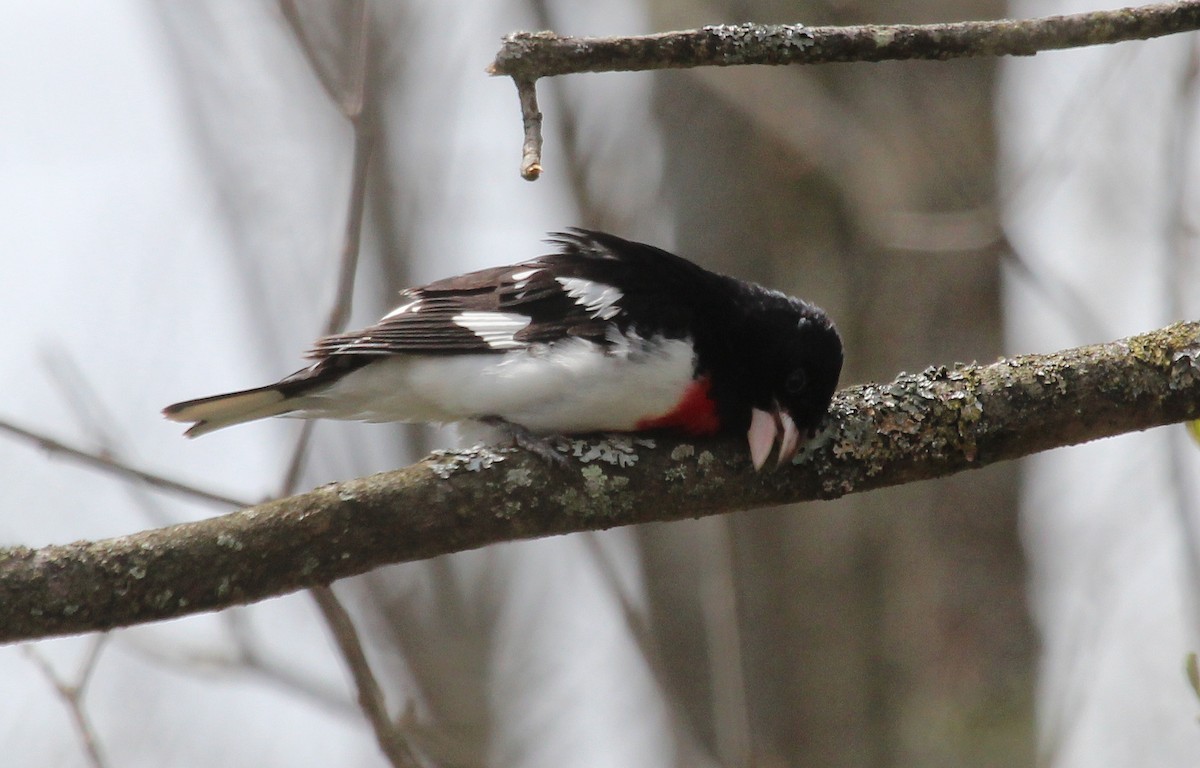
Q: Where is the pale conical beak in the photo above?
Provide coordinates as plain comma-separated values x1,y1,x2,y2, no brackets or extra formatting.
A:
748,408,777,471
776,411,800,467
747,406,803,471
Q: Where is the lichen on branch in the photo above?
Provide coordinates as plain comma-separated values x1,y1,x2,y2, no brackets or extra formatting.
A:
489,2,1200,175
2,321,1199,644
490,3,1200,79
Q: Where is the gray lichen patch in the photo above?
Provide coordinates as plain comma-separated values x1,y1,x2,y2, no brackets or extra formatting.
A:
1170,343,1200,390
503,468,533,490
701,22,815,53
663,465,689,482
819,366,992,478
427,446,512,479
561,435,656,467
150,589,175,610
216,533,245,552
581,465,629,496
669,443,696,461
495,499,524,520
553,464,635,520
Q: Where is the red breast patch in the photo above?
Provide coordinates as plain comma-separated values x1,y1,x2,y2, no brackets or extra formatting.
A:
635,377,721,436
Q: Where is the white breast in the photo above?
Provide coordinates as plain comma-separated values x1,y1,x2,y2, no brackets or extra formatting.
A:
291,332,698,433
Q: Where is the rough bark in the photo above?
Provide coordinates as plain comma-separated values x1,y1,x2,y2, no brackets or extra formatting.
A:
1,322,1198,644
489,2,1200,78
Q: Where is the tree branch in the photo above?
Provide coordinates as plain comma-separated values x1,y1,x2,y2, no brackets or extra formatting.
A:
311,586,423,768
0,418,250,509
489,1,1200,175
3,322,1199,644
490,2,1200,78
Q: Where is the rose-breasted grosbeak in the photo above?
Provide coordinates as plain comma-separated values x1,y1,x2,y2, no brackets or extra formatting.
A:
164,230,843,470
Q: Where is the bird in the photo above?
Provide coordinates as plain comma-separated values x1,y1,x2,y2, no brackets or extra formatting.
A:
164,229,843,470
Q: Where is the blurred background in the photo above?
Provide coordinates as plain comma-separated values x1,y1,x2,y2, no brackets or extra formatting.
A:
1,0,1198,766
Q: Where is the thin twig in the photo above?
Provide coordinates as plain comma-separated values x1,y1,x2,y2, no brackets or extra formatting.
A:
312,586,423,768
526,0,615,229
41,350,133,452
277,0,343,108
120,625,357,717
515,77,543,180
275,9,424,768
698,521,751,768
23,638,111,768
0,417,250,509
41,350,211,529
322,0,374,338
579,533,705,754
324,119,375,336
341,0,371,120
223,606,356,715
279,0,374,494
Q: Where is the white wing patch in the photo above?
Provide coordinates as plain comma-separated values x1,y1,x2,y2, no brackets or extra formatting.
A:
510,268,541,286
555,277,623,320
382,298,422,320
452,311,531,349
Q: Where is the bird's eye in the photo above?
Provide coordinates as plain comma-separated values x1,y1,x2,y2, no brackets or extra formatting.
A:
785,369,807,394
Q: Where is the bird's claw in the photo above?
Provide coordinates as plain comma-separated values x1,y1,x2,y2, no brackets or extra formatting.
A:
482,418,571,466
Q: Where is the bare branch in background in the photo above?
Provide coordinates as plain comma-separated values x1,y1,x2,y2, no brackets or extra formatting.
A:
320,0,374,337
278,0,375,489
490,1,1200,175
276,7,425,766
119,613,358,717
1164,38,1200,625
39,349,244,531
0,418,250,509
24,637,111,768
324,124,375,334
526,0,607,229
3,321,1199,644
697,522,751,768
313,586,424,768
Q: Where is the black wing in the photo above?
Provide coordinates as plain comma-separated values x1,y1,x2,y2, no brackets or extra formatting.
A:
306,229,718,360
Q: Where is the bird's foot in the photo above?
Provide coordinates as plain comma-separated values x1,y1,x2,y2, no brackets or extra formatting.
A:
480,418,571,466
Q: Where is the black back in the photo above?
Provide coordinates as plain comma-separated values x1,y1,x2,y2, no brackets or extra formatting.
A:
298,229,843,434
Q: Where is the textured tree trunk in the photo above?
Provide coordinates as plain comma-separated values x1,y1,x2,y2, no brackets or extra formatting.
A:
646,2,1033,765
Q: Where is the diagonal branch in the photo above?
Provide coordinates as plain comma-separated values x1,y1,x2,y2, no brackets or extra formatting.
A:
311,586,423,768
0,419,250,509
2,322,1199,645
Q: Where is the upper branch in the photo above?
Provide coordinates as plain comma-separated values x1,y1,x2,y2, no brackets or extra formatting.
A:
491,2,1200,177
490,2,1200,79
3,322,1200,644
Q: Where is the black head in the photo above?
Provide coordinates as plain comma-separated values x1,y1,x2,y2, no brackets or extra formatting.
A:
763,300,843,433
728,290,842,469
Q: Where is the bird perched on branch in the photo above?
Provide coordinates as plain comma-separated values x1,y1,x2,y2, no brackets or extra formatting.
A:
164,230,843,470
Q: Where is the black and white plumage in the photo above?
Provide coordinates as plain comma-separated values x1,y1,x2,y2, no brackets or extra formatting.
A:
164,230,843,470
